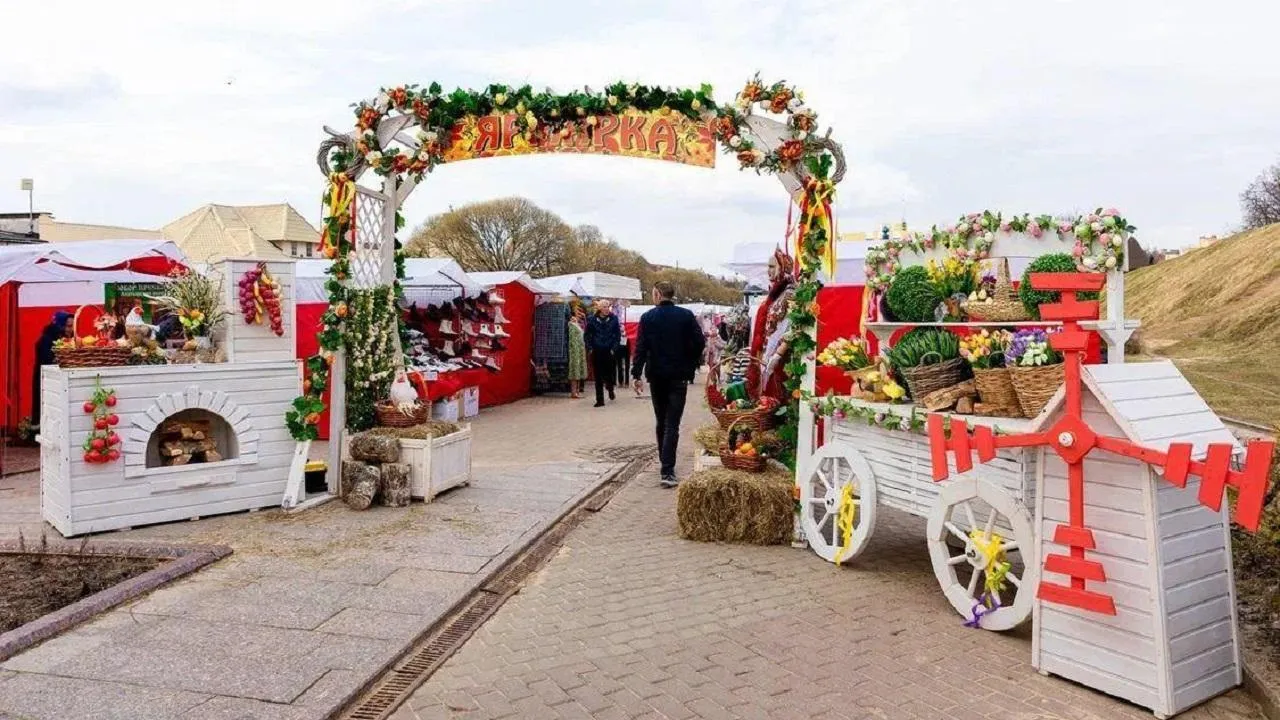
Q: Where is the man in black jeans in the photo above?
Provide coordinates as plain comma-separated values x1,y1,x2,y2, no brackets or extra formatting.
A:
631,281,706,487
584,299,621,407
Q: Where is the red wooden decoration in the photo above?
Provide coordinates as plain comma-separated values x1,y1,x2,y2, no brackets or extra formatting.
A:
927,272,1276,616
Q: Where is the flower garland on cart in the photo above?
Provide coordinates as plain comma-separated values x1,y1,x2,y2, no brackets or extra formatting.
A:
301,76,843,460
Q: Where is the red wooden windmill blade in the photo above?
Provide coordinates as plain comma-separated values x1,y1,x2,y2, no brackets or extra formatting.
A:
925,271,1276,617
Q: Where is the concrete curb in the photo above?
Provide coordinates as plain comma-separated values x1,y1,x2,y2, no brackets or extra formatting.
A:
0,540,232,663
326,457,645,719
1245,655,1280,720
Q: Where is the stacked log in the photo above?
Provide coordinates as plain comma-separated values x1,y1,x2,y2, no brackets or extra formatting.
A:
158,418,223,466
342,432,408,510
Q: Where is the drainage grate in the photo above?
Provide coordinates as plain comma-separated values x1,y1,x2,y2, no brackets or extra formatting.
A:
336,454,650,720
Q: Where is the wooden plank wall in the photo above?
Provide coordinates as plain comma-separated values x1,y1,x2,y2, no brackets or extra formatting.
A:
214,258,298,364
44,362,299,536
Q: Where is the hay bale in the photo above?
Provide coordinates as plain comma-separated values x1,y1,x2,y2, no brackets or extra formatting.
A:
369,421,460,441
676,467,794,545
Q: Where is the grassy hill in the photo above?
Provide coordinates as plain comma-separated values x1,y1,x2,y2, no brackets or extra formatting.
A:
1124,223,1280,428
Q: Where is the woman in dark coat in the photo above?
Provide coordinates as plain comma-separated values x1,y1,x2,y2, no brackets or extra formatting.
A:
31,311,73,429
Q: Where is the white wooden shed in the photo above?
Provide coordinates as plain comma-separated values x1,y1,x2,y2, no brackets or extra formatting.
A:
1030,360,1242,718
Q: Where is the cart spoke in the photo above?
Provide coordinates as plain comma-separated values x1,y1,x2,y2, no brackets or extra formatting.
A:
1001,540,1019,553
944,521,968,544
1006,571,1022,588
948,554,968,566
983,508,998,538
967,567,982,596
961,502,979,533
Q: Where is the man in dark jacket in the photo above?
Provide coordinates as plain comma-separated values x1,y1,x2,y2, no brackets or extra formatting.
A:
583,299,622,407
631,281,706,487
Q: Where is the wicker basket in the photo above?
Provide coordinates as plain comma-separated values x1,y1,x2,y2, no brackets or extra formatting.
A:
900,354,970,401
375,401,430,428
966,258,1030,322
719,416,767,473
707,355,777,429
52,305,133,368
1009,364,1065,418
972,366,1022,417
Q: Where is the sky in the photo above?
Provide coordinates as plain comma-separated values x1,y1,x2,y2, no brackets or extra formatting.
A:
2,0,1278,274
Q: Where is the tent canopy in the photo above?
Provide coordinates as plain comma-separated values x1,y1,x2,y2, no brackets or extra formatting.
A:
468,271,556,296
724,240,874,287
295,257,483,303
538,271,641,300
0,239,187,286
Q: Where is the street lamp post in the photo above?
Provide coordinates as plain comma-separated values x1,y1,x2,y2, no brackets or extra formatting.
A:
19,178,34,235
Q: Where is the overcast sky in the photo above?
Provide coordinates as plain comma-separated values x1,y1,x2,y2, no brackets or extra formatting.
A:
2,0,1277,273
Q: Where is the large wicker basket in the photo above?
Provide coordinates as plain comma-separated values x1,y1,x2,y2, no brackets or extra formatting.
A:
706,356,777,430
900,355,970,401
719,415,767,473
972,366,1021,417
53,305,132,368
375,401,430,428
966,258,1030,322
1009,364,1065,418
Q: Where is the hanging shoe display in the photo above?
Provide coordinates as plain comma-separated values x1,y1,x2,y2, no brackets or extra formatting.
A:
439,318,458,335
493,324,510,339
493,306,508,324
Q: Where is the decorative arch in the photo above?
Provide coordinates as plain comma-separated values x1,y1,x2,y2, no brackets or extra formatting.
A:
291,76,848,472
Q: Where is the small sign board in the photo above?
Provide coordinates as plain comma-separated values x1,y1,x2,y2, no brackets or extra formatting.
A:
104,282,169,323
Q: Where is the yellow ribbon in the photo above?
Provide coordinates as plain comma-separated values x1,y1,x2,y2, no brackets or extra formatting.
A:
321,172,356,254
833,481,859,563
969,529,1011,599
797,180,837,279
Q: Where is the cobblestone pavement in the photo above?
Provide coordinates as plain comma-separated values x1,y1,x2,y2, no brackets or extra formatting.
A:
393,462,1265,719
0,390,663,720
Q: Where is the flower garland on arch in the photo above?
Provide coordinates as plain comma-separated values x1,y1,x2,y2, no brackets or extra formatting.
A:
863,209,1136,291
315,76,841,461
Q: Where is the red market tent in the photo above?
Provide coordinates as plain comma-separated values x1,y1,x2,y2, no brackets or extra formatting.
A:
0,239,188,433
468,272,555,408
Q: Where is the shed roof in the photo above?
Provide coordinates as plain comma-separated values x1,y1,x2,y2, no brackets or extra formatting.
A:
1033,360,1240,459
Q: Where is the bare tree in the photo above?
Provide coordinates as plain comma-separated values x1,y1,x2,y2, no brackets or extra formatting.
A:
1241,160,1280,230
405,198,572,272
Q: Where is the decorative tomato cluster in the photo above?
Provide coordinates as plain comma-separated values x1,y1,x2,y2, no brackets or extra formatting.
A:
238,264,285,336
82,380,121,464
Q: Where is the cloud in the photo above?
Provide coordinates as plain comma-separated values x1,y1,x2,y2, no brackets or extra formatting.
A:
1,0,1278,271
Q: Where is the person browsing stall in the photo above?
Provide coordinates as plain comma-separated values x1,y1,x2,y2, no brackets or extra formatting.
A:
631,281,705,487
584,299,621,407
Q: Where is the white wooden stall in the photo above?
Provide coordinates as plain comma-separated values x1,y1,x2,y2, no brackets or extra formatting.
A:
38,257,304,536
39,362,300,536
1030,361,1242,718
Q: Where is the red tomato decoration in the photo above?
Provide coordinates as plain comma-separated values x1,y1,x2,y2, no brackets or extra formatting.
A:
240,263,286,337
82,379,122,465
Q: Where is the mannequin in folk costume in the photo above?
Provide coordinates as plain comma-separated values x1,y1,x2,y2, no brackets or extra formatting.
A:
746,247,796,404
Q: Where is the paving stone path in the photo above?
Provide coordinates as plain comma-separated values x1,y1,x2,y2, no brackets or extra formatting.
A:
392,468,1266,720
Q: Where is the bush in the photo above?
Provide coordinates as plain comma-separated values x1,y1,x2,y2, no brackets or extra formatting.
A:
886,266,943,323
1020,253,1100,318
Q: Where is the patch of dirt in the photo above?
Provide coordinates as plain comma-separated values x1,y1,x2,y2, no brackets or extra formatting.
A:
0,553,162,634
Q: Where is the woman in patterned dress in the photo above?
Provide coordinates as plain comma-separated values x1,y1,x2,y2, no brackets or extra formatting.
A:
567,313,588,398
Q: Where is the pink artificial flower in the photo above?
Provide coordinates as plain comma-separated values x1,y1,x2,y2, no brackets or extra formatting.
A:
1098,232,1112,246
1029,224,1044,238
1072,244,1084,258
1087,214,1100,223
1102,208,1120,217
945,225,956,235
1091,221,1104,233
957,223,969,234
833,410,846,421
1058,222,1073,234
999,221,1011,232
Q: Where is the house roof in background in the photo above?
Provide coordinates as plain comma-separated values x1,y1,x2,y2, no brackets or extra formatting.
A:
161,204,318,263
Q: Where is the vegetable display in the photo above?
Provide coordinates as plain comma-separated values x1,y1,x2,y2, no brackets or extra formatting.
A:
886,328,961,371
239,264,285,336
81,378,121,464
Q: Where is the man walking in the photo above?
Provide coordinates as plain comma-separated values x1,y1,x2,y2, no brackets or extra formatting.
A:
584,299,621,407
631,281,705,487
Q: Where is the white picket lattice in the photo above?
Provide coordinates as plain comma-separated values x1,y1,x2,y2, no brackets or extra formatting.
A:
351,188,388,290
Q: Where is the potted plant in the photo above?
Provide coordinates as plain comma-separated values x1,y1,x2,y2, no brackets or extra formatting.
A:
152,269,228,351
960,329,1020,416
1006,328,1064,417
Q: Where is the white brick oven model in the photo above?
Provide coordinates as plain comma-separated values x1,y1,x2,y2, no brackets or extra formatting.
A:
38,257,302,537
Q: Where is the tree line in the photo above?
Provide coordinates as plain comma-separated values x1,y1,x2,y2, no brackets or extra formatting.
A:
405,197,744,304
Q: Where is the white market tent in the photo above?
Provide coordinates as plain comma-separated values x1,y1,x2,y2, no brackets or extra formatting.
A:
295,257,483,303
468,271,557,296
538,271,641,300
624,303,731,324
724,240,875,287
0,239,188,306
